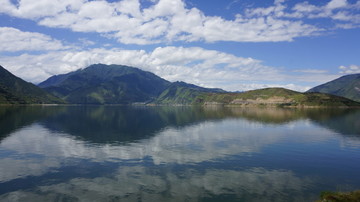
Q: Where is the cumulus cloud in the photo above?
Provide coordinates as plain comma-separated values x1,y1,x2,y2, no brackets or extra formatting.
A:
339,64,360,74
0,27,68,52
3,0,357,44
0,0,84,19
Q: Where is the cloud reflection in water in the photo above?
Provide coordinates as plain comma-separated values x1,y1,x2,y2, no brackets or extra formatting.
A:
0,106,360,201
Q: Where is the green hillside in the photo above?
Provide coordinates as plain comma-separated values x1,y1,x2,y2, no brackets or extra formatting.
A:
39,64,170,104
0,65,64,104
156,87,360,107
307,73,360,102
155,81,225,104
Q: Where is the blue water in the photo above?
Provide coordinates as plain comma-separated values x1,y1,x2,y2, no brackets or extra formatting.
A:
0,106,359,201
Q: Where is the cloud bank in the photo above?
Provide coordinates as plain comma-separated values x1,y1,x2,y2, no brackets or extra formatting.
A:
1,0,359,44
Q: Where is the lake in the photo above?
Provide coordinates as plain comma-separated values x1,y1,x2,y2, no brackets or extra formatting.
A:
0,106,359,201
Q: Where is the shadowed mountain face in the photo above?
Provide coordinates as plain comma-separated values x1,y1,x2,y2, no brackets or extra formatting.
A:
0,65,64,104
307,73,360,102
39,64,171,104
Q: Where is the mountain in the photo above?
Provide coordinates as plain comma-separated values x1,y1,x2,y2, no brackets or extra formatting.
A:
307,73,360,102
39,64,171,104
156,87,360,107
0,65,64,104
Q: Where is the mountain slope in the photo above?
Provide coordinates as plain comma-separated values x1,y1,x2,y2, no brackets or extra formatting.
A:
0,65,64,104
155,81,225,104
307,73,360,102
156,87,360,107
202,88,360,107
39,64,171,104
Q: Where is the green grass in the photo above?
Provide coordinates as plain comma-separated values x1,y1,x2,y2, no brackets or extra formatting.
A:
317,190,360,202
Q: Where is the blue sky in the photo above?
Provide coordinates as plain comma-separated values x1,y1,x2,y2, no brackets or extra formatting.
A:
0,0,359,91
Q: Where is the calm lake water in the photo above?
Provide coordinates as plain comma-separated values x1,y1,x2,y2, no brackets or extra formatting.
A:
0,106,359,202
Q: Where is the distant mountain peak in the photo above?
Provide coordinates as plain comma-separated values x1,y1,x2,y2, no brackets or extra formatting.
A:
39,64,170,104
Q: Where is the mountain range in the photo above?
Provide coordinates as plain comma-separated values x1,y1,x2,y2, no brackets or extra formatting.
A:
0,64,359,107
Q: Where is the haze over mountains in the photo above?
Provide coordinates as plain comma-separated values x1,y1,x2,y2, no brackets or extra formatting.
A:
0,64,359,107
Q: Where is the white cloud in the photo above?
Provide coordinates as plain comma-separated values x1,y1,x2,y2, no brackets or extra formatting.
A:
115,0,142,18
228,83,312,93
78,1,114,19
78,38,96,47
293,69,328,74
0,0,84,19
339,64,360,74
291,0,360,27
1,0,346,44
0,27,68,52
326,0,348,10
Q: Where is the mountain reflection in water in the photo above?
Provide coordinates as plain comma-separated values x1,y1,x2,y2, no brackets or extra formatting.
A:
0,106,359,201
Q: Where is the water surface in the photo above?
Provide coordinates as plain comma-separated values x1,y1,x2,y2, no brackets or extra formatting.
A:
0,106,359,201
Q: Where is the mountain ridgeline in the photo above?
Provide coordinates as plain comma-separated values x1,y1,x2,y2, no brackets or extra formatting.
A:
0,65,64,104
1,64,359,107
155,86,359,107
307,73,360,102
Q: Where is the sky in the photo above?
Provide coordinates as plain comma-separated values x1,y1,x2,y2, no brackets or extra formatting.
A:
0,0,359,92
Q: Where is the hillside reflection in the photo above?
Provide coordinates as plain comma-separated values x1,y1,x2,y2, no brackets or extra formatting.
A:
0,106,359,144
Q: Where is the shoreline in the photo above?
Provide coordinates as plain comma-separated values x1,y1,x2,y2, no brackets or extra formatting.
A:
1,103,360,108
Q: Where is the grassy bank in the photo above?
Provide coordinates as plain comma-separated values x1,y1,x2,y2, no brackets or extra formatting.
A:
317,190,360,201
